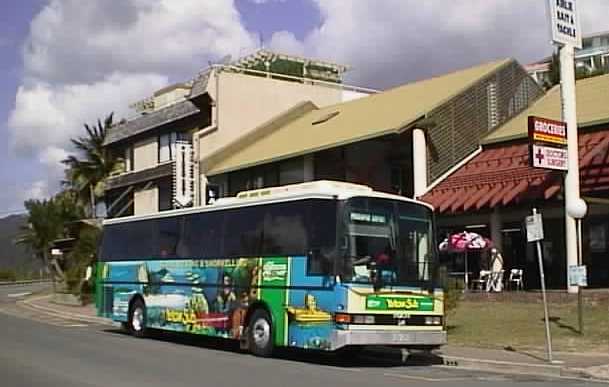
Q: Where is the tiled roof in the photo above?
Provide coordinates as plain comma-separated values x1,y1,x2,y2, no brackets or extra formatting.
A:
204,58,514,175
189,70,211,98
104,99,201,146
422,128,609,213
484,74,609,144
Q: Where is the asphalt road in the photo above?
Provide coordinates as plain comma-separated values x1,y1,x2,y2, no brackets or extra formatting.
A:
0,284,606,387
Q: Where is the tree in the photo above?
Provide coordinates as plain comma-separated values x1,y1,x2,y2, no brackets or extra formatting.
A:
545,51,560,90
15,192,83,282
62,113,122,217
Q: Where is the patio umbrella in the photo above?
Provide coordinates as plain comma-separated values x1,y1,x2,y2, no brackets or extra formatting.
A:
439,231,493,290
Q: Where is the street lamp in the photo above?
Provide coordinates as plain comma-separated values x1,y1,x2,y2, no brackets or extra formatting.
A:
567,197,587,335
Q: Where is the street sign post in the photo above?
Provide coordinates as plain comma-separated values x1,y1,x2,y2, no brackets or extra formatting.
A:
547,0,582,49
568,265,587,287
528,116,568,171
546,0,584,295
526,208,554,363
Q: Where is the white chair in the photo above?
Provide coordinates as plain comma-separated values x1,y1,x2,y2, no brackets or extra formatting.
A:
472,270,491,291
508,269,524,291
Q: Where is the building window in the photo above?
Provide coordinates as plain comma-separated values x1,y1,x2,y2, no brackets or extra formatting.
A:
158,179,173,211
124,146,134,172
158,132,177,163
279,157,304,185
486,81,499,130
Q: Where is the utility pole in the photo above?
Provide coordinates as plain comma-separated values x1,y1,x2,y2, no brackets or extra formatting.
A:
547,0,585,294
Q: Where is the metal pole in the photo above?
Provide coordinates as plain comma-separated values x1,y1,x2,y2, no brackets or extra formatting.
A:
533,209,553,363
560,43,581,294
577,218,584,335
464,251,469,293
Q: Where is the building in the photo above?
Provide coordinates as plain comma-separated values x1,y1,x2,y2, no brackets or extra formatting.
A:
102,50,374,217
199,59,543,207
423,74,609,289
526,31,609,86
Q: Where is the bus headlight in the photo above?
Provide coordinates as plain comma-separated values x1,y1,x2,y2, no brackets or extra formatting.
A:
425,316,442,325
352,315,376,324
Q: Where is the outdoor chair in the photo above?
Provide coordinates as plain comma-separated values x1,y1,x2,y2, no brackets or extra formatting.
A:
472,270,491,291
507,269,524,291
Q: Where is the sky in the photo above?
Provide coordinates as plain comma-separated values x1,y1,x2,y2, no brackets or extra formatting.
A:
0,0,608,217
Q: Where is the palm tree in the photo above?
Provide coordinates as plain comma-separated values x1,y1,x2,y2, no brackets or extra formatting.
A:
62,113,122,217
15,192,83,282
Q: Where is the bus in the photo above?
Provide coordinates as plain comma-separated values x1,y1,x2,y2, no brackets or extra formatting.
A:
96,180,446,356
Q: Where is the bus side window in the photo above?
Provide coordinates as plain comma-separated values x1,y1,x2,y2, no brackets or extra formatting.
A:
178,212,223,259
262,202,307,256
224,207,264,257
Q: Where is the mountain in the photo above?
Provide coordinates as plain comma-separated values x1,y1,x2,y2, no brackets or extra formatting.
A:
0,214,40,272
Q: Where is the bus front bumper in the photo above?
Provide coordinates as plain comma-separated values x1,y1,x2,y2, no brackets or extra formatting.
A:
331,329,446,350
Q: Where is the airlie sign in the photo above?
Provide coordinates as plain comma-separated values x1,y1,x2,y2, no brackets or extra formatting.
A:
547,0,582,48
529,116,568,171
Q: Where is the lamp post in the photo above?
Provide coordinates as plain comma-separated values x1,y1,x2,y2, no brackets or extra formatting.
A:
567,198,587,334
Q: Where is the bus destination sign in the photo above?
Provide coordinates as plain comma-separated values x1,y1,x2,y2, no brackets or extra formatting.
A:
528,116,568,171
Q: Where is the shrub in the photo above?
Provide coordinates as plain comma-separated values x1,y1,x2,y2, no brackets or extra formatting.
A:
0,269,16,282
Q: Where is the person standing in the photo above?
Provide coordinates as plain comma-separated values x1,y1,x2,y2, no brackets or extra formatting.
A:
488,248,504,292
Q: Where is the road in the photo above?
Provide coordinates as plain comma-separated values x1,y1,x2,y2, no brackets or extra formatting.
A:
0,283,605,387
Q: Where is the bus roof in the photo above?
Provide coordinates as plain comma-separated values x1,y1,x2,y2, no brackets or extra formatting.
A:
103,180,434,225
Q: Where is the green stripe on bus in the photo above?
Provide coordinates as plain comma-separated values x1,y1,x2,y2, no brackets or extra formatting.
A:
258,257,289,346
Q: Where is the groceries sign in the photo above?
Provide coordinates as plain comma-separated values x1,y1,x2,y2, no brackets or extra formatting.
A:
547,0,582,48
529,116,568,171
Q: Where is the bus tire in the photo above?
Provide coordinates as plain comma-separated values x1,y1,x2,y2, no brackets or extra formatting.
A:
128,298,147,338
248,309,274,357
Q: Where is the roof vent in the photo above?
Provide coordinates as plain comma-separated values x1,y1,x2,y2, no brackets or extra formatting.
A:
312,111,340,125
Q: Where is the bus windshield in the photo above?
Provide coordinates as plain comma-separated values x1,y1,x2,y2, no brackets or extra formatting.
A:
341,197,435,287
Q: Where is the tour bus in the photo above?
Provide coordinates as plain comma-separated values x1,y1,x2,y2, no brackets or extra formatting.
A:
96,180,446,356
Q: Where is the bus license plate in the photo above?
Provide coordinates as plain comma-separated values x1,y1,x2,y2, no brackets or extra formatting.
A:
392,333,413,343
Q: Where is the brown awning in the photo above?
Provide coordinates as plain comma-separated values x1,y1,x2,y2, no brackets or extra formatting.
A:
422,128,609,213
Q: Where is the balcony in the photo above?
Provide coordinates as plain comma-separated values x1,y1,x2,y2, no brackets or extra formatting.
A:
105,161,174,191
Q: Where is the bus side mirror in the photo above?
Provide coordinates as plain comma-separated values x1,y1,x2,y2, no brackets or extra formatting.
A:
206,184,220,205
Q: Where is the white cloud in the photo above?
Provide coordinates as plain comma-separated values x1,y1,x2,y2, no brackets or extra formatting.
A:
23,180,50,202
282,0,609,88
267,31,305,56
8,0,257,203
23,0,256,84
9,72,169,156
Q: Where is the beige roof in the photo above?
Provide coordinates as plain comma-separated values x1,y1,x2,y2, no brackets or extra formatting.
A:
204,58,514,176
484,73,609,145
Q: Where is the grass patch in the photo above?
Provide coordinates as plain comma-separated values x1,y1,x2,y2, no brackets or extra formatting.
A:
448,300,609,353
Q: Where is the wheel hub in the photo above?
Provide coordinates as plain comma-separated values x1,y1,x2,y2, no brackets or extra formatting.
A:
252,318,270,347
132,307,144,331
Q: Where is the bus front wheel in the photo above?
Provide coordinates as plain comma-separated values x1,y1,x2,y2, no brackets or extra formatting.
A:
248,309,274,357
128,298,147,338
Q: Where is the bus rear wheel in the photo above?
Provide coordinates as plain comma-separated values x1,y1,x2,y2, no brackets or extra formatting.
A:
128,298,147,338
248,309,274,357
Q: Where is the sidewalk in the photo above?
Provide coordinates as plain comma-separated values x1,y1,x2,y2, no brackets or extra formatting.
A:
439,344,609,381
20,294,112,326
20,294,609,381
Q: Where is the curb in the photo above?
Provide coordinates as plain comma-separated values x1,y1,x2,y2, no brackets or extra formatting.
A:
440,355,562,378
19,295,112,326
0,279,52,286
365,346,609,382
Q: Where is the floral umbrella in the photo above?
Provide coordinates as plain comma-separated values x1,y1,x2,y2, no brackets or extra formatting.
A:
439,231,493,290
439,231,493,253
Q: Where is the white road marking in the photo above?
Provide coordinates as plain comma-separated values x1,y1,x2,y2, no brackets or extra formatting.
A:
7,292,32,298
383,372,469,382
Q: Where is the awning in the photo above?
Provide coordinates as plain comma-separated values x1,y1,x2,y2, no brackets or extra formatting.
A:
422,128,609,213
